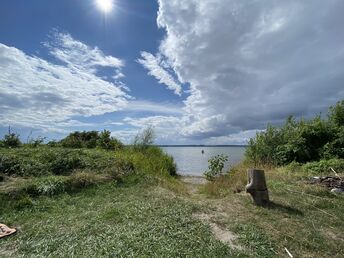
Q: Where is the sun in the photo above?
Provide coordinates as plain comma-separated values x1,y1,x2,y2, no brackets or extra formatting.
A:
95,0,114,13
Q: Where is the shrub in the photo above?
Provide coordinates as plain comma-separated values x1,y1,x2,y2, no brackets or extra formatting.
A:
133,126,155,150
47,140,59,147
49,152,86,175
29,176,67,196
59,130,123,150
0,154,22,176
2,131,21,148
204,154,229,181
0,153,48,177
162,154,177,176
246,100,344,165
105,158,135,180
27,136,46,148
302,159,344,175
67,171,105,190
98,130,123,150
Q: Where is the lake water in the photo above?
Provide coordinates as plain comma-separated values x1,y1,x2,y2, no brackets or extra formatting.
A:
162,146,246,176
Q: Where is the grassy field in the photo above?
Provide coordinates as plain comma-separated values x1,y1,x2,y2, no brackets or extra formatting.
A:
0,180,248,257
1,146,344,257
200,164,344,257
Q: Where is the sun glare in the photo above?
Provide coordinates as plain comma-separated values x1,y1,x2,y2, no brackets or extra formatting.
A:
95,0,114,13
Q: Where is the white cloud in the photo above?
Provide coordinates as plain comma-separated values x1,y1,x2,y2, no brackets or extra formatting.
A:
0,32,130,131
125,100,183,115
137,51,182,95
152,0,344,142
44,31,124,74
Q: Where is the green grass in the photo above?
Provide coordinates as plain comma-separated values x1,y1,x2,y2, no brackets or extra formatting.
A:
200,164,344,257
0,182,244,257
2,145,343,257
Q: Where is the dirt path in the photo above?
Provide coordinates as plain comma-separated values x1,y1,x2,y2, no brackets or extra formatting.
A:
181,176,243,250
181,176,207,194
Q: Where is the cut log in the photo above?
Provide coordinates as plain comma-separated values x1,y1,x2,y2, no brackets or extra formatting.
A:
246,169,269,206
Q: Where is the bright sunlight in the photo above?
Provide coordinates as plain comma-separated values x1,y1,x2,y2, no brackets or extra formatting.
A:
95,0,114,13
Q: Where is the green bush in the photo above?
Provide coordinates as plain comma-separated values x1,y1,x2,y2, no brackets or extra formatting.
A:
246,100,344,165
49,153,86,175
302,159,344,175
29,176,67,196
67,171,105,190
204,154,229,181
27,136,46,148
60,130,123,150
2,131,21,148
0,154,22,176
106,158,135,180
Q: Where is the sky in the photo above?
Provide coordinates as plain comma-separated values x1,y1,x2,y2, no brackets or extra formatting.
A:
0,0,344,145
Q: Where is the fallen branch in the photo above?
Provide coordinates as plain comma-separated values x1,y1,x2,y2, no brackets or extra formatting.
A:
330,167,343,182
284,247,293,258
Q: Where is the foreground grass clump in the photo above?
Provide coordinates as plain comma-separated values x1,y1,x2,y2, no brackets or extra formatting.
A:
0,145,177,199
0,183,241,257
200,162,344,257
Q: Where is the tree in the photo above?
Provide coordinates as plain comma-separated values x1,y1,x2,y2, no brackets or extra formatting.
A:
329,100,344,126
133,126,155,149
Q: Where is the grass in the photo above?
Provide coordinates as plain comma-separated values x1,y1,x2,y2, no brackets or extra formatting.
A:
199,163,344,257
0,182,244,257
0,146,177,198
2,145,343,257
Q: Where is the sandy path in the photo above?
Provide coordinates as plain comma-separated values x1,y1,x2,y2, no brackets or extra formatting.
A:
180,176,243,250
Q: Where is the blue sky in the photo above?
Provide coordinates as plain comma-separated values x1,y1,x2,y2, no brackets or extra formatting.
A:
1,0,344,144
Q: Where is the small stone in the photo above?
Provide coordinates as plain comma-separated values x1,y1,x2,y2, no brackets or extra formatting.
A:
330,188,344,194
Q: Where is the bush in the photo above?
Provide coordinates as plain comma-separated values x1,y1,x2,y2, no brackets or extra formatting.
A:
2,131,21,148
49,152,86,175
104,158,135,181
0,154,22,176
0,153,48,177
67,171,105,190
204,154,229,181
246,100,344,165
98,130,123,150
47,140,59,147
29,176,67,196
27,136,46,148
302,159,344,175
133,126,155,150
60,130,123,150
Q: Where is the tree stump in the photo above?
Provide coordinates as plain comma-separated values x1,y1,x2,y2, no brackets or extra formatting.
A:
246,169,269,206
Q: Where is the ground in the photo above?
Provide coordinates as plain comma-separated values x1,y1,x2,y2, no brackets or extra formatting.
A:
1,172,344,257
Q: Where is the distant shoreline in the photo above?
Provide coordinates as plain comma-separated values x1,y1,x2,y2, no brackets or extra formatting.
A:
158,145,248,147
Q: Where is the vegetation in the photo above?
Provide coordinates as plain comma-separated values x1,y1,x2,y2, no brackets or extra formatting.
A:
1,128,21,148
199,164,344,257
0,127,177,198
60,130,123,150
199,100,344,257
0,182,246,257
0,128,241,257
133,126,155,150
1,99,343,257
203,154,228,181
246,100,344,166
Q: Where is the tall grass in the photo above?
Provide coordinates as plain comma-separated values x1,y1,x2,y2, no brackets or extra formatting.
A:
0,145,177,198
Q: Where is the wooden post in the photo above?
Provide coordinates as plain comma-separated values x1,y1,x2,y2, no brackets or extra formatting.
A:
246,169,269,206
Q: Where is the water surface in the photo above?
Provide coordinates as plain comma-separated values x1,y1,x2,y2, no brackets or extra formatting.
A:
162,146,246,176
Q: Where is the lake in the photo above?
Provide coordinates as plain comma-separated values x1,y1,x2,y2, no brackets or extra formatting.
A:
161,146,246,176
